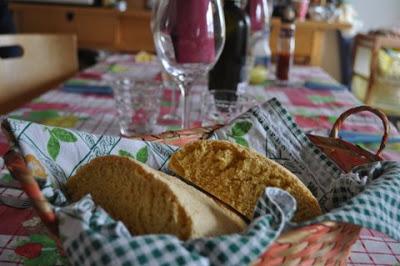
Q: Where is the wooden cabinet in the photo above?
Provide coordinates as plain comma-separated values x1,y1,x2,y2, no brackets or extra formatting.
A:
10,3,351,66
270,19,351,66
11,3,145,51
117,11,154,52
14,7,75,33
74,12,118,47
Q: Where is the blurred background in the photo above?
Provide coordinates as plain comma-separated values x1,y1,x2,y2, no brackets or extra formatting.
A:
1,0,400,123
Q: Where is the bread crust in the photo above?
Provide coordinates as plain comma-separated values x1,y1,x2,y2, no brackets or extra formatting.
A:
66,155,246,240
169,140,322,222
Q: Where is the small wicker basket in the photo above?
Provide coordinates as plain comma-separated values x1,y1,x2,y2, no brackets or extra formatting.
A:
3,106,389,265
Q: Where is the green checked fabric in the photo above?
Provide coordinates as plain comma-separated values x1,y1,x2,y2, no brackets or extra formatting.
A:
310,161,400,241
4,97,400,265
57,188,296,266
55,161,400,265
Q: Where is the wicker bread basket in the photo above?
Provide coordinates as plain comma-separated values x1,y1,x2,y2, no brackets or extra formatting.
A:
2,106,389,265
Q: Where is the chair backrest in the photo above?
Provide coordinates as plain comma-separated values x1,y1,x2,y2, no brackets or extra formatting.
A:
351,34,400,115
0,34,78,114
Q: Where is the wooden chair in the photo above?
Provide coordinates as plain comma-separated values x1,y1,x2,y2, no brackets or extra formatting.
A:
351,34,400,113
0,34,78,114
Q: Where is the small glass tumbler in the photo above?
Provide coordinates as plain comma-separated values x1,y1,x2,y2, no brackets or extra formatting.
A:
113,78,162,137
201,90,255,127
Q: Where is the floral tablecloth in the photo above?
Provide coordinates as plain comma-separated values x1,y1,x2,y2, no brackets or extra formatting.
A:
0,54,399,265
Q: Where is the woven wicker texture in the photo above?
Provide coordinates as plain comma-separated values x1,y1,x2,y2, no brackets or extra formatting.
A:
258,222,360,266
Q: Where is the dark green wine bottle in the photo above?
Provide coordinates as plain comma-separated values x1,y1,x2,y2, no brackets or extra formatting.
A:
208,0,250,92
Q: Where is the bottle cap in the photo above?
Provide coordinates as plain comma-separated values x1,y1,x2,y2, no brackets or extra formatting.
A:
282,5,296,23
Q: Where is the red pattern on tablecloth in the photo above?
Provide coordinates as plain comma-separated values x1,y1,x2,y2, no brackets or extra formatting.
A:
349,229,400,265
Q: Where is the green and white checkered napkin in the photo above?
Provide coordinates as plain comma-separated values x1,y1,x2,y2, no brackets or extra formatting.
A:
4,98,400,265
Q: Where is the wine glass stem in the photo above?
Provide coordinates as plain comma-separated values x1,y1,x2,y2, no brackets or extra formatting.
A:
171,85,178,115
178,82,191,129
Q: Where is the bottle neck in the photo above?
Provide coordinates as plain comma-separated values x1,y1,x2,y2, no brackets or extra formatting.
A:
225,0,242,8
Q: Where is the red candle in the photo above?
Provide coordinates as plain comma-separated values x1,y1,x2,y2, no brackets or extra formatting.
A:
171,0,216,64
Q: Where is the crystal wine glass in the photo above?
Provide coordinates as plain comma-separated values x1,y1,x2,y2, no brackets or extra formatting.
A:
151,0,180,121
152,0,225,129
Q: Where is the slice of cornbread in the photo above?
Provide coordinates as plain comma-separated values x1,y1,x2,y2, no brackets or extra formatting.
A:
169,140,322,222
66,155,246,240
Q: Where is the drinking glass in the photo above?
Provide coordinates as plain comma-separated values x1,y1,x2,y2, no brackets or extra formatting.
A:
113,78,162,137
151,2,180,121
152,0,225,129
201,90,256,126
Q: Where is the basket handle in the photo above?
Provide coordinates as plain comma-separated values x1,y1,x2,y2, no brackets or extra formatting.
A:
1,120,58,236
4,149,59,236
329,106,389,156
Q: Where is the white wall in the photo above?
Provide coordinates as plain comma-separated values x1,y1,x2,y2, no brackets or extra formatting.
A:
351,0,400,31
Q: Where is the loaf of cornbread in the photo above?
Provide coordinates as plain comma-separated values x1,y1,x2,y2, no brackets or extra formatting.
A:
66,155,246,240
169,140,322,222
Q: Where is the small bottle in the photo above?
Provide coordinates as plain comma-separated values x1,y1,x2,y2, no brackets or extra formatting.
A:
244,0,271,83
208,0,250,93
253,31,272,68
276,5,296,82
